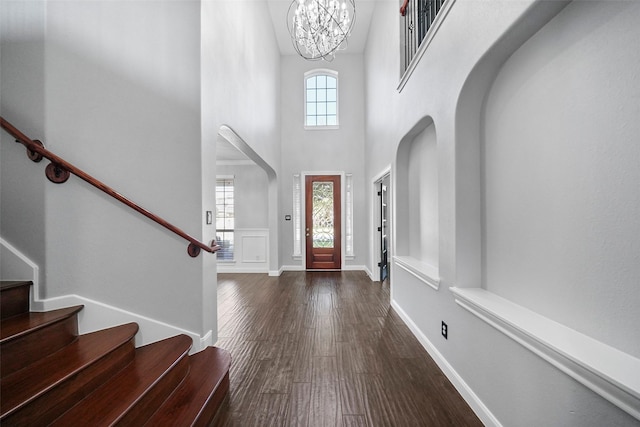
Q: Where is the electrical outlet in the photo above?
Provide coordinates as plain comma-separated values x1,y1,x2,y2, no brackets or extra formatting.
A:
441,321,448,339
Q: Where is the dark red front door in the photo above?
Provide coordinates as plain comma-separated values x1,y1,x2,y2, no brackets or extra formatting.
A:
305,175,341,270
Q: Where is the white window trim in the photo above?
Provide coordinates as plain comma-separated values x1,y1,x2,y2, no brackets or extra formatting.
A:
304,69,340,130
292,174,302,259
345,173,354,258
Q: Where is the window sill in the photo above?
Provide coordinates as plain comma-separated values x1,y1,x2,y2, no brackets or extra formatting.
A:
304,125,340,131
450,287,640,421
393,256,440,290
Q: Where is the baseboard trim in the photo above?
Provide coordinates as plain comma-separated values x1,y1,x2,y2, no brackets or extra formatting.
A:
365,266,375,281
32,294,210,354
280,264,371,274
450,287,640,421
342,264,368,272
218,267,269,274
390,299,501,427
0,236,40,301
269,268,283,277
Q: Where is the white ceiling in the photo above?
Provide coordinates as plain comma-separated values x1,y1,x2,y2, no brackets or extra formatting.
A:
266,0,377,57
217,0,377,162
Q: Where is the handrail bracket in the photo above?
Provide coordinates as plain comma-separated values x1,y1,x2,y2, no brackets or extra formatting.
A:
46,163,71,184
25,139,45,162
188,243,201,258
2,116,220,258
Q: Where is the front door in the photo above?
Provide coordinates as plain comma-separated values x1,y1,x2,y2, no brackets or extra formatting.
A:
305,175,341,270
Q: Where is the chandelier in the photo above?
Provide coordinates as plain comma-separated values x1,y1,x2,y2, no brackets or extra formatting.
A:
287,0,356,61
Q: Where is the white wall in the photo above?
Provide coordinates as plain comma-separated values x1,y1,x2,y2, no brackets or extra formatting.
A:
2,1,206,335
202,1,281,173
40,0,205,332
216,163,269,229
1,0,47,286
279,53,366,269
2,0,282,346
483,0,640,358
400,122,438,265
364,0,639,425
202,0,281,278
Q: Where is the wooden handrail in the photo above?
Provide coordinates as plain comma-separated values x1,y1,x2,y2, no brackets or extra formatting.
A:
1,117,219,257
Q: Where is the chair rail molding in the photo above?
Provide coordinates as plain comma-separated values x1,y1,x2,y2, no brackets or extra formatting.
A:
450,287,640,421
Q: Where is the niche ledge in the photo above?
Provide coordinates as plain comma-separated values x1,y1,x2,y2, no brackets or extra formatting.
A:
393,256,440,290
450,287,640,421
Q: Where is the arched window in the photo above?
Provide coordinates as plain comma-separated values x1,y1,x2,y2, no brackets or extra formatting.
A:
304,69,339,128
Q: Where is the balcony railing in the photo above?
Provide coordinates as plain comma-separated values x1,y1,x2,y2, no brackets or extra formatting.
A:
399,0,452,88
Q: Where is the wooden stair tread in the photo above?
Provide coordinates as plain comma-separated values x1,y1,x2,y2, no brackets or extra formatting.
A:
1,305,82,378
0,322,138,418
146,346,231,427
0,280,32,291
50,334,193,426
0,280,230,424
0,305,83,342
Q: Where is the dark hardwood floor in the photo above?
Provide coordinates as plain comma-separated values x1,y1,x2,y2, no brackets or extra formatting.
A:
213,271,482,427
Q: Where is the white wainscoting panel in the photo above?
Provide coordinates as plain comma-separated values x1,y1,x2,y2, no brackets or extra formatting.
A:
242,235,267,263
218,228,269,273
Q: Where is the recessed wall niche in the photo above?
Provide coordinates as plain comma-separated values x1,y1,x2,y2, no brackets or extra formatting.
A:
394,116,439,286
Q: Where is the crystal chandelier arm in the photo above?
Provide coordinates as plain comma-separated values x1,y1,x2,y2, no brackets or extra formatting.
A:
287,0,356,61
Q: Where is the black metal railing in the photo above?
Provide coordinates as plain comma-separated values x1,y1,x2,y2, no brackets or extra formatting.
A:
401,0,446,75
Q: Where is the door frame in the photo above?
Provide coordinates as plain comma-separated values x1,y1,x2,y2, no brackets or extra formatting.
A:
371,166,392,282
300,171,346,270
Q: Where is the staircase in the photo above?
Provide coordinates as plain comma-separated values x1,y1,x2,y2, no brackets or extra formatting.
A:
0,280,231,426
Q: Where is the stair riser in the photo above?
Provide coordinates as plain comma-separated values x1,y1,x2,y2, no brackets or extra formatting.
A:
0,282,31,320
144,347,232,427
193,373,230,427
48,334,194,426
1,340,135,426
0,284,230,427
1,316,78,378
115,355,191,426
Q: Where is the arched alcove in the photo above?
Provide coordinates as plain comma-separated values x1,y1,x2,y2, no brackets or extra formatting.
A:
217,125,279,275
394,116,440,288
453,0,571,290
450,1,640,418
481,1,640,355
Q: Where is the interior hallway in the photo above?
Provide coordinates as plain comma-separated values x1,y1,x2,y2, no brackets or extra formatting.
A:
213,271,482,426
